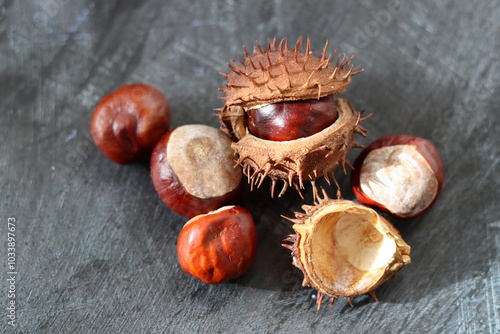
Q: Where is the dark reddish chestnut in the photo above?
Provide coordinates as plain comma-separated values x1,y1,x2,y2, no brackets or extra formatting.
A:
247,94,338,141
177,206,257,284
150,124,243,219
351,135,444,219
91,83,170,164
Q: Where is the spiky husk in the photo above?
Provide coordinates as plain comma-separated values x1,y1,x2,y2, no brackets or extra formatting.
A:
283,190,411,309
219,37,362,109
218,37,366,197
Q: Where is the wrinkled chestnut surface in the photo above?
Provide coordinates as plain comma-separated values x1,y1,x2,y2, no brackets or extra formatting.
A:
150,125,243,219
177,206,257,284
283,195,410,309
247,95,338,141
351,135,444,219
91,83,170,164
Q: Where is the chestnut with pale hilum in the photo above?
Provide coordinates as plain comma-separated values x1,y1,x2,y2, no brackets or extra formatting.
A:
177,206,257,284
150,124,243,219
351,135,444,219
91,83,170,164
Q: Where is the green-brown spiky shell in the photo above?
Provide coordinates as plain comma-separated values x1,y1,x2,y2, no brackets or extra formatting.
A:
218,37,366,197
282,191,411,309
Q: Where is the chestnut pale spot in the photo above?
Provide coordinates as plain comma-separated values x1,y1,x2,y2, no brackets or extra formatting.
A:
359,145,438,219
166,125,242,199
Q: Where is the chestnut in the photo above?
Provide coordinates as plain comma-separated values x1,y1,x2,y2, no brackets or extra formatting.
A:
247,95,339,141
351,135,444,219
218,38,366,197
177,206,257,284
91,83,170,164
150,124,243,218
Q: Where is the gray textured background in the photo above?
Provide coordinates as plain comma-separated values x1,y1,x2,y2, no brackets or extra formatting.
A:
1,0,499,333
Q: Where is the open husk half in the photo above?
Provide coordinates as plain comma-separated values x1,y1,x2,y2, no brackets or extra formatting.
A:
283,192,411,309
229,98,367,197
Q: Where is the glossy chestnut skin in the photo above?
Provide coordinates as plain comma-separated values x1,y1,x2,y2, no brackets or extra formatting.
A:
351,135,444,219
150,125,243,219
177,206,257,284
247,94,338,141
91,83,170,164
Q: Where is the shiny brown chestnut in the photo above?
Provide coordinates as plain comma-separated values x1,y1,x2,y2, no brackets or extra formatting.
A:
91,83,170,164
150,124,243,219
351,135,444,219
177,206,257,284
247,95,339,141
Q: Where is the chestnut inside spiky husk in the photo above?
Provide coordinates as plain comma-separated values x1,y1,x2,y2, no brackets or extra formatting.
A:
218,37,368,197
283,191,411,309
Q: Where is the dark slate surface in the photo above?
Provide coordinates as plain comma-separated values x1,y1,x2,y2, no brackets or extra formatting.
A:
1,0,499,333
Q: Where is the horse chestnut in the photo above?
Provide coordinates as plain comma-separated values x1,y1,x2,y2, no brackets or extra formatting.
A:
150,125,243,219
218,38,366,196
351,135,444,219
177,206,257,284
247,95,338,141
91,83,170,164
